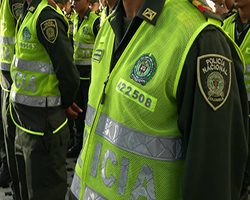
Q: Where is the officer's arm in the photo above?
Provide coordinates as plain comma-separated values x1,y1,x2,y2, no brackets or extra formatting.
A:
36,7,80,108
176,25,248,199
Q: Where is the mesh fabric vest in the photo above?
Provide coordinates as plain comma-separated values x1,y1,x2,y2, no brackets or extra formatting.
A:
71,0,226,199
73,11,99,67
223,14,250,100
0,0,16,75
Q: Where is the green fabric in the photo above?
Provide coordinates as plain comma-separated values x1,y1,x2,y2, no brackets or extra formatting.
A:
11,0,62,100
71,0,229,200
73,11,99,65
223,13,250,99
0,0,16,68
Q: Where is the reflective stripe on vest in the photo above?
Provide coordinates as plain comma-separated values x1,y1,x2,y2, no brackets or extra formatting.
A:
74,42,93,66
0,62,11,71
95,114,184,161
71,172,82,199
85,105,184,161
83,186,106,200
74,42,94,49
11,91,61,107
12,56,54,74
85,104,96,127
0,36,15,45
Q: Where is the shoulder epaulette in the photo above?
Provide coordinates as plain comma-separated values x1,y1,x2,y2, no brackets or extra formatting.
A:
191,0,223,23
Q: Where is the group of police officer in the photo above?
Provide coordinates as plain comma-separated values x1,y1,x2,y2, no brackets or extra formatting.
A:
0,0,250,199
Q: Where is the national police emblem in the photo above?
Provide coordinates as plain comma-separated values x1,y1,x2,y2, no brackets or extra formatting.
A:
197,54,232,111
40,19,58,43
83,26,89,34
12,3,23,20
130,54,157,86
22,27,31,41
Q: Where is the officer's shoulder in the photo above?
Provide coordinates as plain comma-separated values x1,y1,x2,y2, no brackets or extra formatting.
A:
191,0,223,22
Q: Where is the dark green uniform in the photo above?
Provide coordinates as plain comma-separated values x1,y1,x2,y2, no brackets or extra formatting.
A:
0,0,23,197
11,0,79,199
69,0,248,199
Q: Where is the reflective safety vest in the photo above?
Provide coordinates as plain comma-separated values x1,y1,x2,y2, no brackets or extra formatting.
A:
73,11,98,70
0,0,22,89
70,0,236,199
223,14,250,100
10,0,67,136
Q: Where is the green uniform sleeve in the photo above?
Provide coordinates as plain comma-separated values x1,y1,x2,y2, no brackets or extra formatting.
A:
37,7,80,108
177,25,249,200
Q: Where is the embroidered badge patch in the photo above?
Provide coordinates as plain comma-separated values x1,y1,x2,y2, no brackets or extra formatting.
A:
12,3,23,20
130,54,157,86
197,54,232,111
22,27,31,41
40,19,58,43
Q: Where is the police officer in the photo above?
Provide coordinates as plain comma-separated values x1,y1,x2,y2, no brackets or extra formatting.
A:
69,0,249,199
10,0,80,199
0,0,23,198
223,0,250,195
67,0,100,158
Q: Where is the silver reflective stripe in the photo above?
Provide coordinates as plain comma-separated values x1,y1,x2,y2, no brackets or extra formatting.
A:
0,62,11,71
0,36,15,45
12,56,54,74
85,105,96,126
96,114,184,161
83,186,106,200
74,42,94,49
75,60,92,66
11,91,61,107
70,173,81,199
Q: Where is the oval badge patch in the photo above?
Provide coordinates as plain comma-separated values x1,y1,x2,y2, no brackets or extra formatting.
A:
130,54,157,86
197,54,232,111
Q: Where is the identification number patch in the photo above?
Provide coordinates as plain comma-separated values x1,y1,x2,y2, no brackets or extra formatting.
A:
116,78,157,112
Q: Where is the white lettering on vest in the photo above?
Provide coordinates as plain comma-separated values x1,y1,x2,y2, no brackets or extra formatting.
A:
131,165,156,200
91,142,156,199
202,57,227,75
101,150,117,187
14,72,36,92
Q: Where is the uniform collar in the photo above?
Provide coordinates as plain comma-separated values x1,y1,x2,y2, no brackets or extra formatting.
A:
115,0,165,25
136,0,165,25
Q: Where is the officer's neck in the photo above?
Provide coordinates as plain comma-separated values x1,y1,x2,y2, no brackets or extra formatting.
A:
239,7,250,23
123,0,145,20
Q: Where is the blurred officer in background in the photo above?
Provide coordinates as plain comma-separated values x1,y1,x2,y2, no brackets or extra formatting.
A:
90,0,99,12
69,0,249,199
9,0,80,199
0,0,23,198
223,0,250,193
67,0,100,158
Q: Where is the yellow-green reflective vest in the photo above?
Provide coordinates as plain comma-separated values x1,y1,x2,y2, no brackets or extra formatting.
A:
70,0,233,199
223,14,250,100
10,0,63,108
0,0,21,72
73,11,99,67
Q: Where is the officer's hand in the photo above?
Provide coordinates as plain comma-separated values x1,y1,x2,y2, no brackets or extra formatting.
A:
71,102,83,113
65,103,83,120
